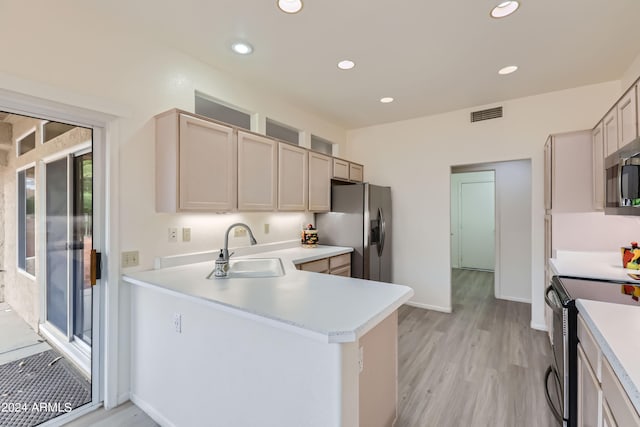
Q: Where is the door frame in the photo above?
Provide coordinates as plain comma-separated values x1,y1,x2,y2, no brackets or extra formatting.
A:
0,78,124,420
450,167,501,298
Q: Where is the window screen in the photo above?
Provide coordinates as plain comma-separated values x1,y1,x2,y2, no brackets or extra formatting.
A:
311,135,334,155
195,93,251,130
266,119,299,145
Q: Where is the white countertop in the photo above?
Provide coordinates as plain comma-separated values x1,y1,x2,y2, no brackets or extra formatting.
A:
122,245,414,344
550,250,640,283
576,299,640,415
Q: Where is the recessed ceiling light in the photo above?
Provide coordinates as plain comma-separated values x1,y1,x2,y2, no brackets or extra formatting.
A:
490,1,519,18
498,65,518,75
277,0,303,14
337,60,355,70
380,97,394,104
231,42,253,55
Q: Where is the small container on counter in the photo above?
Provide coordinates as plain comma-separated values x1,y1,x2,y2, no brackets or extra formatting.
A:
301,224,318,248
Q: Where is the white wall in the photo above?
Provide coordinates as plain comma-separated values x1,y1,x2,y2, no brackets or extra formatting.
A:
621,50,640,92
0,2,347,404
346,81,621,326
450,171,495,269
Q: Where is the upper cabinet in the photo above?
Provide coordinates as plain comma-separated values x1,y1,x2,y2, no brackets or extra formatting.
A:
592,122,605,210
604,108,619,157
617,85,638,150
278,142,307,211
544,136,552,211
332,158,364,183
545,131,594,213
237,131,278,211
309,152,332,212
349,163,364,182
155,109,363,213
333,158,349,180
156,110,236,212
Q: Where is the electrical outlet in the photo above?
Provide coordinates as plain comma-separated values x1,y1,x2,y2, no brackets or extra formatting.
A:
168,227,178,242
121,251,139,268
264,223,270,234
234,227,247,237
173,313,182,333
182,227,191,242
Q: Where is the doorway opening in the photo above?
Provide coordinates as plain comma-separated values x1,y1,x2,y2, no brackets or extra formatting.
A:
0,110,99,427
451,159,532,304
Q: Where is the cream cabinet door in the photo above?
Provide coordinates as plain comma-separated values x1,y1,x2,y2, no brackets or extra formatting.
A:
544,136,552,211
177,114,236,211
278,142,307,211
308,152,331,212
349,163,364,182
333,158,349,180
238,131,277,211
617,85,638,149
604,109,619,157
592,122,605,210
577,344,602,427
603,399,617,427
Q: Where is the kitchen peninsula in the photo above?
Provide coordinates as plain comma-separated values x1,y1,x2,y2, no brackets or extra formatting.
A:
122,244,413,427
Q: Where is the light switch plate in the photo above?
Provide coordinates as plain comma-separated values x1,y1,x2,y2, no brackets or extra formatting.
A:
264,223,270,234
122,251,139,268
182,227,191,242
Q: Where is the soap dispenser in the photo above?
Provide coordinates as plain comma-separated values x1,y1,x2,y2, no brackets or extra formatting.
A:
213,249,228,278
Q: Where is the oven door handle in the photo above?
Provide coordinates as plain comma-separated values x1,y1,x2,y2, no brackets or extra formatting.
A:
544,285,563,314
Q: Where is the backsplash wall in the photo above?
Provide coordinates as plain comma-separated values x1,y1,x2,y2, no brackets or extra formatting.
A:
552,212,640,253
126,211,314,271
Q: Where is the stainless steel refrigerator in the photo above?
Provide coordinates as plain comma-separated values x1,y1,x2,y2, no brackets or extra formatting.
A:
315,183,392,282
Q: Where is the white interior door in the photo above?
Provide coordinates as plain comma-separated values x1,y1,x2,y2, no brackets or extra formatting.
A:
460,181,495,270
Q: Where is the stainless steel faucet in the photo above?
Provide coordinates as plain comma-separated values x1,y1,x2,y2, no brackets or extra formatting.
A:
223,223,257,261
213,223,258,278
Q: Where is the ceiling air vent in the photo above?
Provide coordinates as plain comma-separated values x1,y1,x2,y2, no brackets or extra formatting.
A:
471,106,503,123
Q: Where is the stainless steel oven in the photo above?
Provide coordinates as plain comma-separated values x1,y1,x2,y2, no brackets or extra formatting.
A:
543,275,640,427
544,277,576,427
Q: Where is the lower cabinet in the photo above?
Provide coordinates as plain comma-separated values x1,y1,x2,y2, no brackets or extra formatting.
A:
602,356,640,427
296,253,351,276
578,313,640,427
603,399,617,427
577,344,601,427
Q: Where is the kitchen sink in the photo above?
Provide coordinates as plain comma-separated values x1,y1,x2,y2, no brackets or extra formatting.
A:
207,258,285,279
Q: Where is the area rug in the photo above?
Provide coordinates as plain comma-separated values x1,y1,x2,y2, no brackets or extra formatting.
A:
0,349,91,426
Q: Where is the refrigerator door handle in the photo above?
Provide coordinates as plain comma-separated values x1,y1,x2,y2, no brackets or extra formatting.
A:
378,207,386,257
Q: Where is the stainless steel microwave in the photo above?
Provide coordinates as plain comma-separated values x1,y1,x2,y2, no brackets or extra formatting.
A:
605,138,640,215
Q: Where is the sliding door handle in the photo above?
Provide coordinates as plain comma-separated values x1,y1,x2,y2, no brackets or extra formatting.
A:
90,250,102,286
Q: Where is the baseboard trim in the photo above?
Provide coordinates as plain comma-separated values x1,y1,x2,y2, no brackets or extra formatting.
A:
530,321,548,331
404,301,452,313
116,392,131,407
130,393,177,427
495,295,531,304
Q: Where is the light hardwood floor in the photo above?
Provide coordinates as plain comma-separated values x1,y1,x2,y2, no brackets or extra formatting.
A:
397,269,559,427
67,268,558,427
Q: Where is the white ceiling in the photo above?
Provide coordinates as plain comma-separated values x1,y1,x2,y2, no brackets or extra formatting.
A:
95,0,640,129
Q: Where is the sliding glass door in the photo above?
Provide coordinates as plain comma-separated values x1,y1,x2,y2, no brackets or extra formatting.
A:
45,148,93,353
